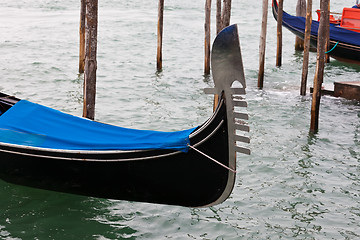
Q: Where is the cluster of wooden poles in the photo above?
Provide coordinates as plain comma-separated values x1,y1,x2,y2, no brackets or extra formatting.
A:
79,0,329,134
258,0,331,134
79,0,232,120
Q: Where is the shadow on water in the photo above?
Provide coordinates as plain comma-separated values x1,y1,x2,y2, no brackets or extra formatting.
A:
326,59,360,72
0,182,139,239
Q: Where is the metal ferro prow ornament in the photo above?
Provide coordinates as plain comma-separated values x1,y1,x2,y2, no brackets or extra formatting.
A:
204,24,250,172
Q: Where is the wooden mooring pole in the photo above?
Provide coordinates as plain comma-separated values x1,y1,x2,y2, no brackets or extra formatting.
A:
310,0,329,133
79,0,86,73
300,0,312,96
157,0,164,72
258,0,269,89
83,0,98,120
221,0,232,28
295,0,306,50
216,0,222,34
325,2,330,63
276,0,284,67
215,0,232,35
204,0,212,75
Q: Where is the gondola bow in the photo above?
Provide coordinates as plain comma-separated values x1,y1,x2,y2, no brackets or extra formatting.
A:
0,24,249,208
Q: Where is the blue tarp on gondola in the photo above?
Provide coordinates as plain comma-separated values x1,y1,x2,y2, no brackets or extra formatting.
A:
282,11,360,46
0,100,196,152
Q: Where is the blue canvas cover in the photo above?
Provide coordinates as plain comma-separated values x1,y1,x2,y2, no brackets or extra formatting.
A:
282,11,360,46
0,100,197,152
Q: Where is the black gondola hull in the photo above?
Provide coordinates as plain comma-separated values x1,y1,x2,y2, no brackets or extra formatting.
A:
0,95,232,208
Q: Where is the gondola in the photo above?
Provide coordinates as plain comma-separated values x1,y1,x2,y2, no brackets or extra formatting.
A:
272,0,360,65
0,24,250,208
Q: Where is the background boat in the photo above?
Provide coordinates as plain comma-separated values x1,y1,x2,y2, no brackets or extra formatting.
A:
272,0,360,65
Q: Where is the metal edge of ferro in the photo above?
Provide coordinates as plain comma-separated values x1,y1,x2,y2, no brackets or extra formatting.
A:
204,24,250,162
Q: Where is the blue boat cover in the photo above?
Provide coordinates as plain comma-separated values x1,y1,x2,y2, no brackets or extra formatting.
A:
282,11,360,47
0,100,197,152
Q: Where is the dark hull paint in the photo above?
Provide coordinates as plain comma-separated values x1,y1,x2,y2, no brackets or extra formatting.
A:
0,93,233,208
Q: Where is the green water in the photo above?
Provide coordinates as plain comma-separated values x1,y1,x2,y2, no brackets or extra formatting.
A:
0,0,359,239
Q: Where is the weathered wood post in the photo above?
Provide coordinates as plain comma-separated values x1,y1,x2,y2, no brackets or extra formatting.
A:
325,2,330,63
216,0,222,34
157,0,164,72
276,0,284,67
310,0,329,133
83,0,98,120
300,0,312,96
215,0,232,37
204,0,212,75
79,0,86,73
221,0,232,27
258,0,269,89
295,0,306,50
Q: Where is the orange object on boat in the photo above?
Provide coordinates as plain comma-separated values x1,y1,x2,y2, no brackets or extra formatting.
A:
316,7,360,32
340,8,360,32
316,9,342,25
